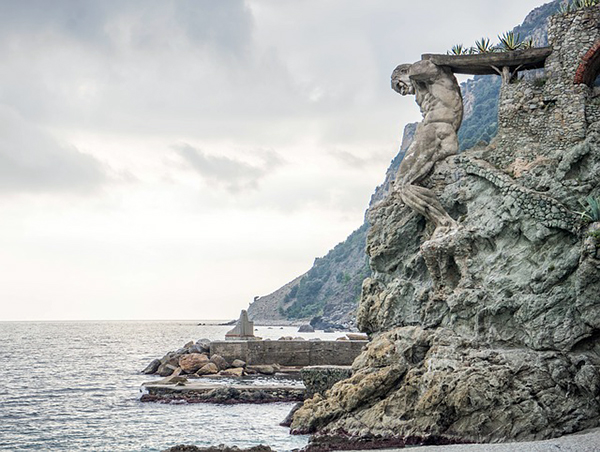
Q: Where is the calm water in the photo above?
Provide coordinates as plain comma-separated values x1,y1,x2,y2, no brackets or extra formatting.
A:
0,321,342,451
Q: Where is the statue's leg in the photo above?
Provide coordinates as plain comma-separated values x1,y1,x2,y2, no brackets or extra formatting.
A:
395,123,457,238
401,185,457,238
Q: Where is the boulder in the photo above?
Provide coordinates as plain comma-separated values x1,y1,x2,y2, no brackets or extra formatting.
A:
231,359,246,368
298,324,315,333
160,352,182,368
247,365,276,375
209,354,230,371
142,359,161,374
187,344,204,354
293,337,305,341
196,362,219,376
157,363,179,377
219,367,244,377
336,336,348,341
179,353,209,374
278,336,293,341
195,338,211,353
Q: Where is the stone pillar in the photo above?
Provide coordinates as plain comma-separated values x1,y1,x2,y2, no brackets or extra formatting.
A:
225,309,255,340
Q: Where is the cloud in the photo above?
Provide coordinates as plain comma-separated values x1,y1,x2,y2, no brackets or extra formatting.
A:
0,106,107,193
0,0,253,54
327,149,390,169
174,143,283,192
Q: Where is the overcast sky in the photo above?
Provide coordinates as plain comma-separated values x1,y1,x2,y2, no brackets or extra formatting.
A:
0,0,548,321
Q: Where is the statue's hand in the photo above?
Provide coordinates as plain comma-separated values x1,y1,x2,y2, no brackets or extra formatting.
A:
409,59,439,82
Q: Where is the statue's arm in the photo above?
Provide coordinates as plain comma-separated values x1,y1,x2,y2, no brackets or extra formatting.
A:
409,60,440,83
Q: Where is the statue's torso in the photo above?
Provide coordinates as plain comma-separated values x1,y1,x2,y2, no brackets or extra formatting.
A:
415,69,463,130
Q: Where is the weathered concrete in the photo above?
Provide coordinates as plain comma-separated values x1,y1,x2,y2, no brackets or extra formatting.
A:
210,340,367,367
141,381,304,404
225,310,255,340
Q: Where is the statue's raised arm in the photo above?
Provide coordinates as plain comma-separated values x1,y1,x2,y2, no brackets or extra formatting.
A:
409,59,441,82
391,60,463,239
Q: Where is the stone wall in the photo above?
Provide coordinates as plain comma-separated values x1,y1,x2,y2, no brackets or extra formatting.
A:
494,7,600,168
210,340,367,367
301,366,353,398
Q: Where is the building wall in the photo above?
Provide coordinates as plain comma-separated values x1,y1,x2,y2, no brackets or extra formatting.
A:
493,7,600,170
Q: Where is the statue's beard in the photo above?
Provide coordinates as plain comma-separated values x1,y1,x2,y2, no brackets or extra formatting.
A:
394,81,414,96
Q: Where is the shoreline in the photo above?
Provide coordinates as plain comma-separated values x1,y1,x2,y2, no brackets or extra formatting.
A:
297,427,600,452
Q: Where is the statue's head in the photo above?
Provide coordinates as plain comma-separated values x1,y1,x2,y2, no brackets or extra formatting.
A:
391,64,415,96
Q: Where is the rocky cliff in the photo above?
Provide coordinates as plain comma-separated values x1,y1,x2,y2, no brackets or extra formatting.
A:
291,5,600,448
248,1,560,328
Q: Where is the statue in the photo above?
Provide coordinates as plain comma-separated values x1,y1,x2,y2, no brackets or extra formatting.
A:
391,60,463,238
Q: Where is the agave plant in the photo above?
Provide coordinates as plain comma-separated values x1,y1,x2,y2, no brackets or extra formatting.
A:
521,38,534,49
574,0,600,8
498,31,522,51
448,44,467,55
474,37,494,53
579,195,600,222
559,1,573,13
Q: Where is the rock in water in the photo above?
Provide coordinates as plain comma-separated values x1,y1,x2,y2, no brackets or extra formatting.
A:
141,359,161,374
196,362,219,376
195,338,211,353
178,353,209,374
298,324,315,333
291,8,600,446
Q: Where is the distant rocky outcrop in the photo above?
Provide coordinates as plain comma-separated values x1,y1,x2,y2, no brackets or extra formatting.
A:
247,2,560,328
291,4,600,447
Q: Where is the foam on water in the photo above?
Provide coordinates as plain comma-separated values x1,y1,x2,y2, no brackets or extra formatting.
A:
0,321,338,451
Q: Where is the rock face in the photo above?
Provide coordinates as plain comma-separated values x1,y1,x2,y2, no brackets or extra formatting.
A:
292,327,600,440
291,7,600,446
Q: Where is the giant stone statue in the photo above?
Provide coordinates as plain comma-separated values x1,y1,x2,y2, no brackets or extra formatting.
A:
391,60,463,238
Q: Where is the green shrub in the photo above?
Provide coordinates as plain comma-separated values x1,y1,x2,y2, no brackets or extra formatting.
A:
578,195,600,222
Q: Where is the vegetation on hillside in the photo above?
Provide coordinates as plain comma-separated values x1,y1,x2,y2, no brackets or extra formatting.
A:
559,0,600,14
458,75,501,151
282,223,369,320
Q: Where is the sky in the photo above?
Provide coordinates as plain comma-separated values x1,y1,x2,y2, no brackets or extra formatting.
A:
0,0,549,321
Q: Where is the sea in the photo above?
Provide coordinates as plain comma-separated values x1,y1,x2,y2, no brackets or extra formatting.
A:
0,321,345,452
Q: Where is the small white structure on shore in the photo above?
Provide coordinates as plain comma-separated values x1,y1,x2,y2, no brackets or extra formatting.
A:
225,310,255,340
